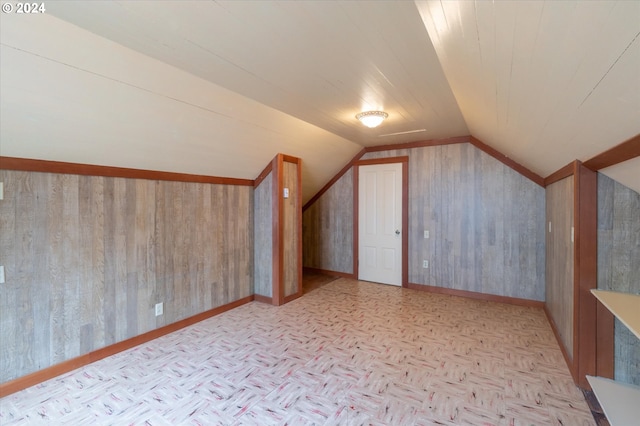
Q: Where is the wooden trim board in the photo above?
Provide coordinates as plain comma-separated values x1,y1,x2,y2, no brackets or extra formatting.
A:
355,157,410,166
270,154,303,306
583,133,640,171
410,283,545,309
272,154,284,305
352,163,360,280
401,159,409,288
0,156,253,186
254,160,274,188
284,293,303,304
574,162,598,388
544,161,575,186
302,148,366,212
288,156,304,302
596,300,615,379
253,294,273,304
469,136,545,186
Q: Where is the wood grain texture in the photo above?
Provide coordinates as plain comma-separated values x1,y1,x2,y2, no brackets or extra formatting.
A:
1,171,17,379
253,173,273,298
0,295,254,397
545,175,575,360
597,173,640,386
360,143,545,301
303,135,540,212
0,169,253,383
282,160,301,299
302,168,354,274
544,306,574,377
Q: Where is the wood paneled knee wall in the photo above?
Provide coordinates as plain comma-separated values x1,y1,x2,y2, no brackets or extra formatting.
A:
253,154,302,305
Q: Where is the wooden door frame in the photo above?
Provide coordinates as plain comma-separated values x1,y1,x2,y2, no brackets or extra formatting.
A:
254,153,303,306
544,160,600,388
353,156,409,287
273,154,303,306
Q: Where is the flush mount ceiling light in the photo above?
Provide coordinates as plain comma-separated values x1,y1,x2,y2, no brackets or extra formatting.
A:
356,110,388,128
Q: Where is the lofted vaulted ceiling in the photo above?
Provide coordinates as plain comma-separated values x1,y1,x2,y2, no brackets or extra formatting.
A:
1,1,638,200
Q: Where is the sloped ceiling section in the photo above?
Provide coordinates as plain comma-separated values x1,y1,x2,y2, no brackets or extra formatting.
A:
0,12,362,203
43,0,468,147
1,1,639,200
600,156,640,195
416,0,640,181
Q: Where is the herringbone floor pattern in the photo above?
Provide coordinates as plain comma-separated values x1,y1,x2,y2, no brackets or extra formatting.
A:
1,279,594,425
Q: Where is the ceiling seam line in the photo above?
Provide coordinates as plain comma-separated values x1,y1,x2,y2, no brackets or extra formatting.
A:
579,31,640,107
0,43,292,134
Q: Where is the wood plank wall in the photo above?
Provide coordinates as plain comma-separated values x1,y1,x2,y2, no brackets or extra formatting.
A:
282,161,300,298
253,173,273,298
302,168,354,274
597,173,640,385
545,176,575,358
360,143,545,300
0,169,253,383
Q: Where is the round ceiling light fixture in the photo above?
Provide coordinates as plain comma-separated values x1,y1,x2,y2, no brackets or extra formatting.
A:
356,110,388,128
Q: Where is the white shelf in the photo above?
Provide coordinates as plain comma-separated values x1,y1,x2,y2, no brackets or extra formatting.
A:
591,289,640,340
586,376,640,426
589,289,640,425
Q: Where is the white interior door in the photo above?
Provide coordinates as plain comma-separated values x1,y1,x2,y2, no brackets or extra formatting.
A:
358,163,402,286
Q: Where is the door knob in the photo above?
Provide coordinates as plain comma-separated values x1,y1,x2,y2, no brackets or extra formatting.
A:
395,230,400,235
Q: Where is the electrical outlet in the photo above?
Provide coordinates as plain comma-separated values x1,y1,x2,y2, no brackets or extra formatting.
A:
155,302,163,316
0,182,3,200
0,266,4,284
424,230,429,239
423,260,429,269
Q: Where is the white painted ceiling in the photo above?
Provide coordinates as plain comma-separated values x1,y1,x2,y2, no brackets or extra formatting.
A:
1,1,638,200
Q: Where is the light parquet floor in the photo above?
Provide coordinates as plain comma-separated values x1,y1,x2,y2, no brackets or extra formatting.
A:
1,279,595,425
